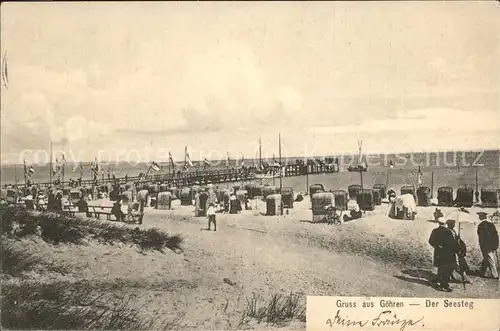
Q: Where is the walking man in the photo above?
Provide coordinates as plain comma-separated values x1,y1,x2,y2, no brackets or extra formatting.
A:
207,203,216,231
446,219,472,284
429,217,457,291
477,212,499,279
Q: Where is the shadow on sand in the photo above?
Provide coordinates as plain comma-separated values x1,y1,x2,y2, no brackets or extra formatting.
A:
394,269,437,289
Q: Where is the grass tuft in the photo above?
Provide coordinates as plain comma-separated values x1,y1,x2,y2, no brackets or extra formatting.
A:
239,291,306,327
1,281,181,330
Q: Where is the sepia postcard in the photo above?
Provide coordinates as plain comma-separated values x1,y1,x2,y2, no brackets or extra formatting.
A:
0,2,499,331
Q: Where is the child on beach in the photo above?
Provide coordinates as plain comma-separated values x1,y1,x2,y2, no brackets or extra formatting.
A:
207,203,216,231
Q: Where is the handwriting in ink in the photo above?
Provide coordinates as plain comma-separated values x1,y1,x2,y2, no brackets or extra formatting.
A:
326,309,424,331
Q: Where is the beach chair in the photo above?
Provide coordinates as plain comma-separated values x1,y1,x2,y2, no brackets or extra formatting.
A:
417,186,431,206
437,187,454,207
455,187,474,208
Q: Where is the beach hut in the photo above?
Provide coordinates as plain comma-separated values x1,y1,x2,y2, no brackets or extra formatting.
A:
373,184,387,200
480,188,500,208
356,189,375,211
1,188,7,202
236,190,248,207
69,188,82,205
266,194,283,216
169,187,179,200
400,185,416,200
217,188,230,203
281,187,294,209
148,184,160,197
191,185,201,200
309,184,325,196
156,191,172,210
99,185,108,194
311,192,335,223
455,187,474,208
252,184,264,198
416,186,432,206
437,187,454,207
6,188,18,205
263,185,279,199
121,191,133,204
180,187,192,205
347,185,362,199
233,185,241,195
391,194,417,220
331,190,348,210
159,183,169,192
372,188,382,205
195,191,210,217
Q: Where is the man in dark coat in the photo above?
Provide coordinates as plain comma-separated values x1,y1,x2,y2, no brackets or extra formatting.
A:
477,212,499,279
429,217,457,291
446,219,472,284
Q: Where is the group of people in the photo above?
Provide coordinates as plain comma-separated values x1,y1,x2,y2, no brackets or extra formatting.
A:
429,211,499,292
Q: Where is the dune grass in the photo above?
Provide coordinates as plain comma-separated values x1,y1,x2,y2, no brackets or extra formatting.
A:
239,291,306,327
1,281,180,330
0,205,182,252
0,238,71,277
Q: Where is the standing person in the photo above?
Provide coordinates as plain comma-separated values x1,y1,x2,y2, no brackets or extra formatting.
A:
477,212,499,279
428,217,457,292
446,219,472,284
111,198,126,222
207,203,216,231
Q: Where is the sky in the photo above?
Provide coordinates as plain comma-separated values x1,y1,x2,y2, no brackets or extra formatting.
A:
1,2,499,165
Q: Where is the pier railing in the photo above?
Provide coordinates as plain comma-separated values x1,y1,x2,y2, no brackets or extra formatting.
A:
4,163,340,190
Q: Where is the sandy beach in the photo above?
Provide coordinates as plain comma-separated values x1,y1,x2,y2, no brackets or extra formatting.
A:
4,197,498,330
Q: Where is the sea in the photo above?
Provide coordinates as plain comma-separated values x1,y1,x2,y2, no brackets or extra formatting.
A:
1,150,499,195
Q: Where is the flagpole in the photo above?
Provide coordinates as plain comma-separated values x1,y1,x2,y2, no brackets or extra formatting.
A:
279,132,282,193
61,153,65,191
23,159,27,188
272,153,276,186
184,146,187,172
431,171,434,199
49,142,53,187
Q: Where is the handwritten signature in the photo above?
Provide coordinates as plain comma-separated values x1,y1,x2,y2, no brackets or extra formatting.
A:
326,309,424,331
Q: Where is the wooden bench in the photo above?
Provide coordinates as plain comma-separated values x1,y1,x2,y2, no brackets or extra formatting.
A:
62,205,78,217
88,205,144,223
89,206,115,220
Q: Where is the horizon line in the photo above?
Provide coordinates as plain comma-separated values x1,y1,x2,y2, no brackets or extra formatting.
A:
1,148,498,166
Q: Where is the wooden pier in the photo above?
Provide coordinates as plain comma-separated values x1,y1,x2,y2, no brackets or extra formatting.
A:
4,162,340,191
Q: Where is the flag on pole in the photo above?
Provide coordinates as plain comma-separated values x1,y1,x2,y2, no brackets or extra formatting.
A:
169,151,174,166
417,165,423,186
79,162,84,178
53,158,59,176
28,166,35,176
92,158,99,177
226,152,230,167
186,153,194,167
203,157,211,167
241,155,245,168
151,161,161,172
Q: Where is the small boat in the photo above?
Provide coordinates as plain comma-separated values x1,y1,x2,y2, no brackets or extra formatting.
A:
347,140,368,172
